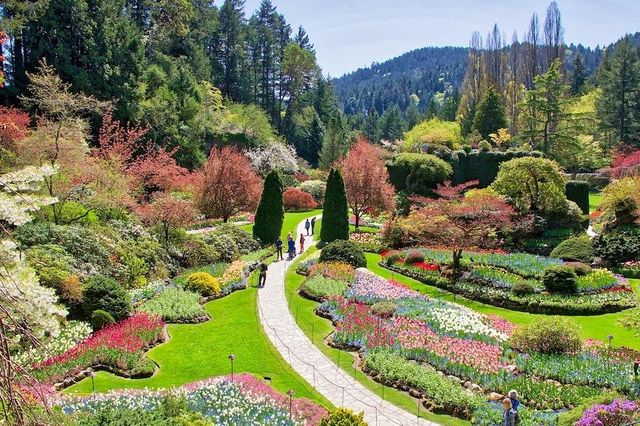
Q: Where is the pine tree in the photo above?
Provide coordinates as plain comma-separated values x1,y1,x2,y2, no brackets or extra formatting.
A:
473,87,507,140
596,36,640,147
320,168,349,243
299,113,324,167
364,109,380,143
253,170,284,245
379,104,406,141
319,115,348,169
570,53,587,95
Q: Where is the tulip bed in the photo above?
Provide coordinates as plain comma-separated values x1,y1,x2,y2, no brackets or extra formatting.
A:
56,373,328,425
304,265,640,421
32,313,165,385
382,248,636,315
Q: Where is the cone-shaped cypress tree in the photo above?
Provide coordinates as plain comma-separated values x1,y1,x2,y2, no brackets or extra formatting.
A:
320,168,349,243
253,171,284,245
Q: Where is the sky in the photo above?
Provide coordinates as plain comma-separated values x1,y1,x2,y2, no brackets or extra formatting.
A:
243,0,640,77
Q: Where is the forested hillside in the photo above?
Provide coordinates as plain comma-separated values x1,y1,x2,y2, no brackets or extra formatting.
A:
0,0,342,168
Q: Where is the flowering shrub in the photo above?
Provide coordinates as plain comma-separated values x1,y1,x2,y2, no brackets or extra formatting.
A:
283,187,317,211
33,313,164,384
185,272,221,296
382,250,403,265
56,373,327,425
308,262,355,282
218,260,246,288
404,249,424,265
577,399,640,426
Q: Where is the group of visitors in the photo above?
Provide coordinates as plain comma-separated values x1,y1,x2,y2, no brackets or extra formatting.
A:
502,390,521,425
274,217,317,262
259,217,318,289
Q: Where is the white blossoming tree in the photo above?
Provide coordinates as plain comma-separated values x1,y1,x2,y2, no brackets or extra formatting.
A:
245,143,300,176
0,164,67,424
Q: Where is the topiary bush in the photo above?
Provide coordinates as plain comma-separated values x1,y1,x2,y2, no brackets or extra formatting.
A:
320,408,367,426
320,240,366,268
184,272,221,297
512,281,535,295
404,249,425,265
253,170,285,245
320,168,349,243
83,275,132,321
565,180,590,215
509,316,582,354
90,309,115,330
542,265,578,293
550,235,594,262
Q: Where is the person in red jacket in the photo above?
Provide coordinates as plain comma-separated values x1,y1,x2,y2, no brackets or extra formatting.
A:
299,233,305,253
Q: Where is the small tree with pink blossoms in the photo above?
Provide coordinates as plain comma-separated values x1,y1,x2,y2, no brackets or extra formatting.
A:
137,193,196,246
404,181,517,276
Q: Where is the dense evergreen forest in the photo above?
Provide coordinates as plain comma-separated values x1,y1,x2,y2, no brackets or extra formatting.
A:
0,0,343,168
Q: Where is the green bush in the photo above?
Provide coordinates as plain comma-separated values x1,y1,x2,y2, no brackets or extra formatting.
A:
564,262,592,276
299,276,348,301
211,224,260,254
387,153,452,195
550,236,594,262
83,275,132,321
509,316,582,354
253,170,285,245
320,408,367,426
299,180,326,204
404,249,424,265
543,265,578,293
512,282,535,295
139,288,206,323
450,149,544,188
478,140,492,152
204,233,238,262
320,240,366,268
566,180,590,214
181,238,219,268
25,244,75,289
90,309,115,330
184,272,221,297
593,229,640,263
320,168,349,243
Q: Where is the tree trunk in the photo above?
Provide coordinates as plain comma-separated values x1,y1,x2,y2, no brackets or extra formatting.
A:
452,248,463,279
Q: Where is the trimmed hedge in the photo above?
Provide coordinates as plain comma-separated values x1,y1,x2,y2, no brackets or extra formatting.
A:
448,149,544,188
320,169,349,243
253,170,284,245
565,180,590,215
386,153,452,195
543,266,578,293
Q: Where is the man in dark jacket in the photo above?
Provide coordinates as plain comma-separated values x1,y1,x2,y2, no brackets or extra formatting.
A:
275,237,283,260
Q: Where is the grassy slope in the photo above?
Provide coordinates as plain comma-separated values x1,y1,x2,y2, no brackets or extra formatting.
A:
286,248,466,426
367,253,640,349
66,211,329,406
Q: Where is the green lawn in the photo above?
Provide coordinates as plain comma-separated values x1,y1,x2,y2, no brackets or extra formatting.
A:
286,248,466,426
67,284,328,404
589,192,603,213
241,209,322,241
366,253,640,349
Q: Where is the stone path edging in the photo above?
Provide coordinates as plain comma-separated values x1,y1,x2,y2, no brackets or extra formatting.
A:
256,217,436,426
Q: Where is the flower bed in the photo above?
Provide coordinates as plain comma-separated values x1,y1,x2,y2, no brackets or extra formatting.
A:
576,399,640,426
299,276,349,302
32,313,164,386
383,259,636,315
308,267,638,420
13,321,92,368
56,373,327,425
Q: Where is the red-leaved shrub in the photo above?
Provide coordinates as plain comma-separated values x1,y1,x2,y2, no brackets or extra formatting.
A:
283,187,317,211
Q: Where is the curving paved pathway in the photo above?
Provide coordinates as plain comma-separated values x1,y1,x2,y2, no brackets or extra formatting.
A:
257,217,436,426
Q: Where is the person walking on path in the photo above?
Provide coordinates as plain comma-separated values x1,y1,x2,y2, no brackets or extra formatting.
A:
310,217,316,235
508,390,520,424
304,219,311,235
275,237,283,261
287,236,296,260
501,399,517,426
299,233,305,253
258,262,267,287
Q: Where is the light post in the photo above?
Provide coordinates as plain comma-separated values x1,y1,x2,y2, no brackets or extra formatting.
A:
89,369,96,395
287,389,294,420
228,354,236,382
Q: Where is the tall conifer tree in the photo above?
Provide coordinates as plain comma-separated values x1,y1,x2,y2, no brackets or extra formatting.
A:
253,170,284,245
320,168,349,243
